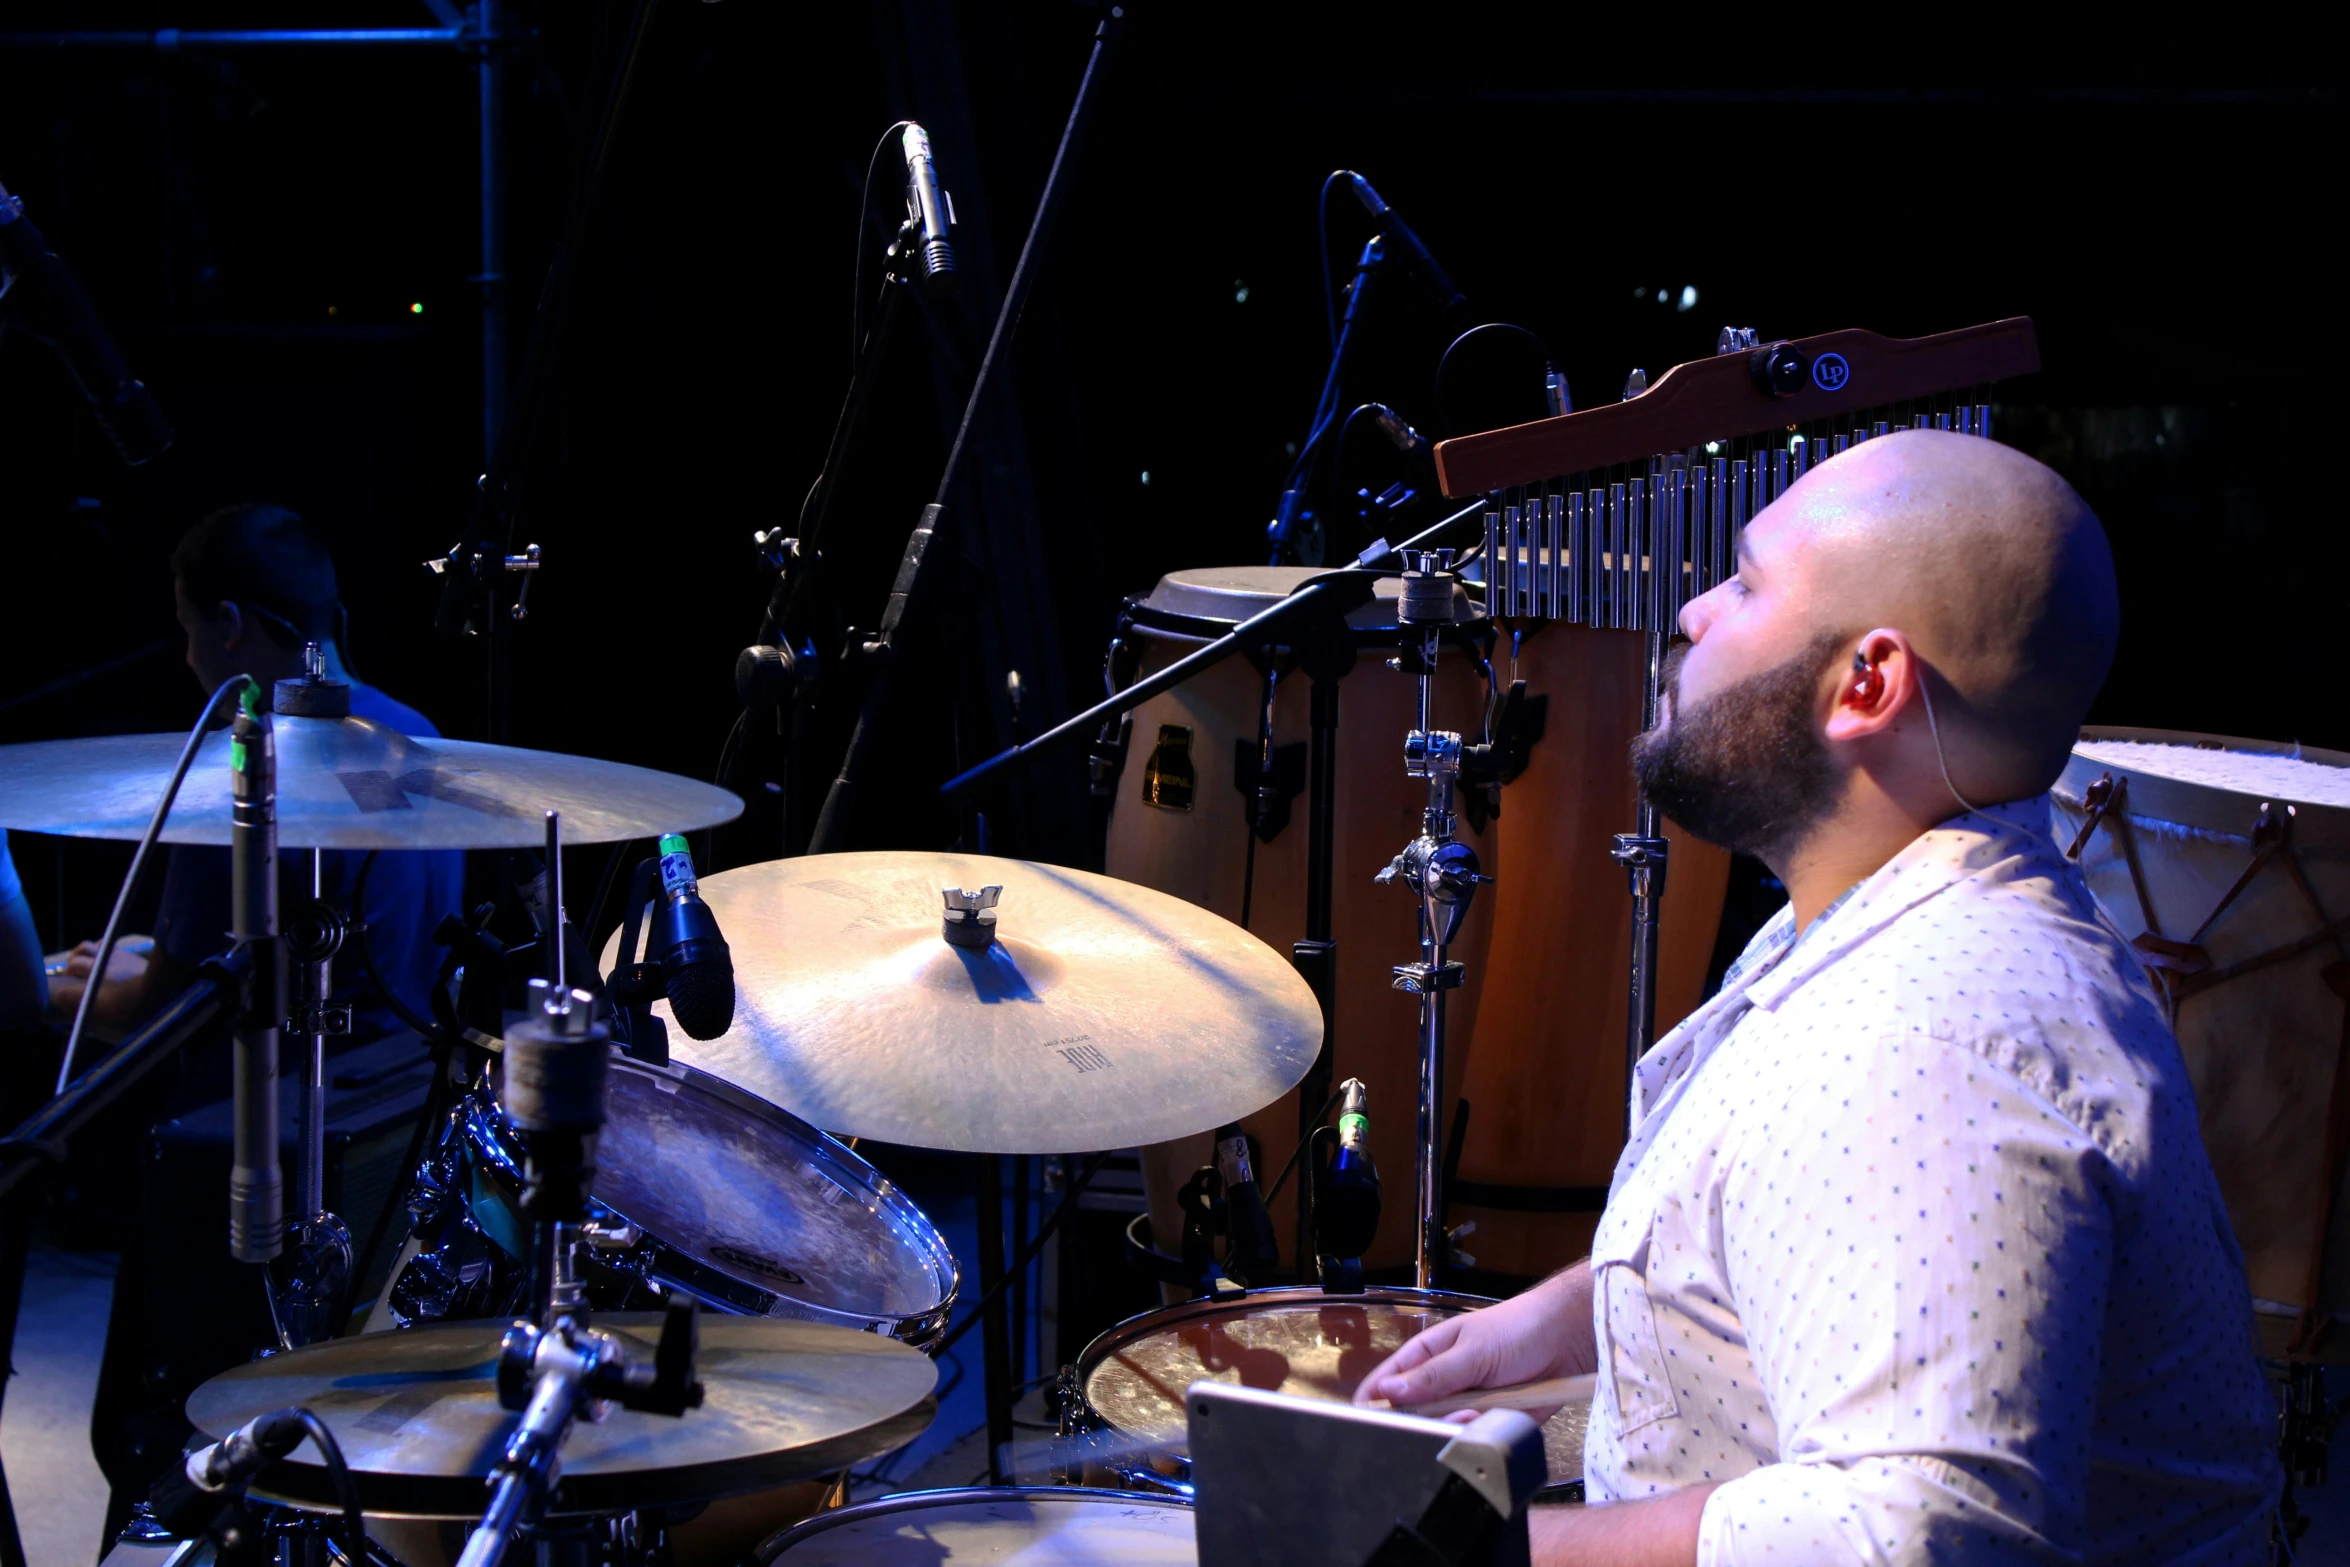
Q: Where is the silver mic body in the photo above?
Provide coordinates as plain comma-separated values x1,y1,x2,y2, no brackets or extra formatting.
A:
228,692,283,1264
900,124,956,294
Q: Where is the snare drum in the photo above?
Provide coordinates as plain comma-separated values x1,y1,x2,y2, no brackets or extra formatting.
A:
2052,727,2350,1322
389,1054,958,1342
757,1488,1195,1565
1060,1285,1489,1493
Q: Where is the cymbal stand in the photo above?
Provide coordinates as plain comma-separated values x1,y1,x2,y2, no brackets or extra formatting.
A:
1377,550,1487,1288
267,648,356,1348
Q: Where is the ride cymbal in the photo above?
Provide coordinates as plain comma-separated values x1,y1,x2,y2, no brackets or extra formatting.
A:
0,716,741,849
601,852,1323,1154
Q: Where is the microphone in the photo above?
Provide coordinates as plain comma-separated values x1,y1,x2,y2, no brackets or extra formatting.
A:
146,1405,308,1550
1343,173,1466,321
1315,1077,1382,1261
900,124,956,296
1214,1122,1281,1287
651,834,734,1041
0,184,173,465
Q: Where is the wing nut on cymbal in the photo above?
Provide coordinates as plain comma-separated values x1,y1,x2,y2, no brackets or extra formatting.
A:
941,885,1003,950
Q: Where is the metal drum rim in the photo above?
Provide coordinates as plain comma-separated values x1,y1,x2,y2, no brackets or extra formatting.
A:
465,1052,961,1340
2058,725,2350,851
754,1485,1193,1562
1072,1284,1494,1381
1122,571,1485,647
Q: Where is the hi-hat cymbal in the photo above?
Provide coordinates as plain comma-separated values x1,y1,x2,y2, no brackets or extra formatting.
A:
184,1314,936,1518
601,852,1323,1154
0,716,741,849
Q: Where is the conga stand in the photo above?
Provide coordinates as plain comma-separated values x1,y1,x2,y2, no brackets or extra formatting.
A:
1610,695,1670,1134
1377,551,1487,1288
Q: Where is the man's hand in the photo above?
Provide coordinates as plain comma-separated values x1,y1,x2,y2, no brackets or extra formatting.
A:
1355,1259,1595,1414
54,938,151,984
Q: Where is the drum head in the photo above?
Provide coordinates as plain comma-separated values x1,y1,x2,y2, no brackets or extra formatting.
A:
760,1487,1195,1565
1076,1287,1487,1448
595,1060,958,1336
1132,566,1475,637
2061,726,2350,849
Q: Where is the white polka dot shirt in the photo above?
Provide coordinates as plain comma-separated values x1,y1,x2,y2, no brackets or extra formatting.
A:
1583,797,2279,1565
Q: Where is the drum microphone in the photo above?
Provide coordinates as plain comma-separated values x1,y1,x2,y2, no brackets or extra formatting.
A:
900,123,956,296
0,183,173,465
1315,1077,1381,1262
652,834,735,1041
1214,1123,1282,1287
1343,173,1467,322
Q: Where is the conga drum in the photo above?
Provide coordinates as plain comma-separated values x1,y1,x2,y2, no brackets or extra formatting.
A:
1104,570,1729,1281
2051,728,2350,1346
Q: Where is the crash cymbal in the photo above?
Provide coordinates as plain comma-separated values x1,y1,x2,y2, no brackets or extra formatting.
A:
184,1314,936,1518
0,716,740,849
600,852,1323,1154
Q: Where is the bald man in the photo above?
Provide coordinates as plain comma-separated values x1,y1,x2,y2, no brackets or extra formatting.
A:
1358,432,2278,1565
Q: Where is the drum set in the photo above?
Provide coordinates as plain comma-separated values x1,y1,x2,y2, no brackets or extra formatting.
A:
6,548,2347,1563
0,555,1616,1565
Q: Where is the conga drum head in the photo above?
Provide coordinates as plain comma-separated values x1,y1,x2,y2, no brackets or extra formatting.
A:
1133,565,1476,638
758,1488,1195,1565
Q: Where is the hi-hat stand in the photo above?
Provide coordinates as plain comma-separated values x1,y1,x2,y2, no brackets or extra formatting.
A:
1375,550,1488,1288
453,823,702,1567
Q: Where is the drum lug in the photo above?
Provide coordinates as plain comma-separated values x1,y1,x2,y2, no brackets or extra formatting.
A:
583,1220,643,1253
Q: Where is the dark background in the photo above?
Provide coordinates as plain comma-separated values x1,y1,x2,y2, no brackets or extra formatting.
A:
3,2,2345,948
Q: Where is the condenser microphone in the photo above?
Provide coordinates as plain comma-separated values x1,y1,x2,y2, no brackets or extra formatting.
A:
1215,1122,1281,1287
1343,173,1466,322
651,834,734,1040
0,184,173,465
900,124,956,296
1316,1077,1381,1261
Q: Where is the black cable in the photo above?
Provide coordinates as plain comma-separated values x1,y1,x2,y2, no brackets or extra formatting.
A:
55,674,251,1093
1262,1087,1348,1209
287,1406,367,1562
1434,321,1556,439
927,1151,1109,1361
1318,169,1346,352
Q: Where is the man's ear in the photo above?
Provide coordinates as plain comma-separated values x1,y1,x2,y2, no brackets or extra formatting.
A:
216,601,246,653
1822,628,1916,745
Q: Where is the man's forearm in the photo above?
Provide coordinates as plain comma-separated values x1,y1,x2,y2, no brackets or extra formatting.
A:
1530,1484,1718,1567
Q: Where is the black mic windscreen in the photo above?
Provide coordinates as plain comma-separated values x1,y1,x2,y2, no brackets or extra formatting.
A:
666,956,735,1041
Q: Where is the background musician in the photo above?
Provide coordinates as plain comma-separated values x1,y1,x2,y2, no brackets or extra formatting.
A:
46,502,461,1041
1356,430,2280,1564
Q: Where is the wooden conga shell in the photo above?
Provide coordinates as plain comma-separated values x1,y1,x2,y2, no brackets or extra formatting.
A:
1111,583,1495,1278
1451,621,1730,1277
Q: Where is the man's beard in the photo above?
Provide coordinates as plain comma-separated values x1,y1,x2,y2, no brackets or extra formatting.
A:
1630,630,1847,860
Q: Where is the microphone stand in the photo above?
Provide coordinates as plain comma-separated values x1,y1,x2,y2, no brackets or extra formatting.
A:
805,6,1126,855
730,211,929,861
1267,233,1386,566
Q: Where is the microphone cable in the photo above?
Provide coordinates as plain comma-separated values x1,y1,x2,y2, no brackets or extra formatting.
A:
55,675,254,1093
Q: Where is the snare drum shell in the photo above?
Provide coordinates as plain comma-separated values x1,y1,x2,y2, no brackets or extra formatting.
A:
2055,728,2350,1317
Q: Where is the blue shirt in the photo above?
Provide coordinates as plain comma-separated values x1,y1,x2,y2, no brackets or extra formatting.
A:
154,682,466,1043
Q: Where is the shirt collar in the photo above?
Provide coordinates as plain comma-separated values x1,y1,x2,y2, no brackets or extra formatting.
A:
1739,794,2056,1013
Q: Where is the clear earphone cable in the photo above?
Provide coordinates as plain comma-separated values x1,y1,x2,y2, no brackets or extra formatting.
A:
1914,668,1985,817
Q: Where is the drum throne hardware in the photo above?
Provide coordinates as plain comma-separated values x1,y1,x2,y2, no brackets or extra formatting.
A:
1431,315,2042,1194
1375,549,1490,1286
